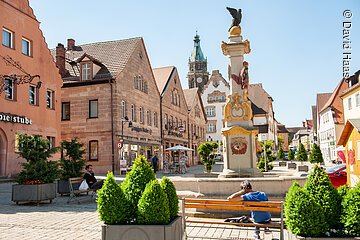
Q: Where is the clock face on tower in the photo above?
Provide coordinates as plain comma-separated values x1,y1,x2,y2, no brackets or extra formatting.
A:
196,77,202,83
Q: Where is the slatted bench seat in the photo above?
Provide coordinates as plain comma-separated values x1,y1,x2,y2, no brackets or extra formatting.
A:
67,177,96,204
182,198,284,240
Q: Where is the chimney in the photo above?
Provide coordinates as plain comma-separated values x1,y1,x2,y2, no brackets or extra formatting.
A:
67,38,75,51
55,43,66,77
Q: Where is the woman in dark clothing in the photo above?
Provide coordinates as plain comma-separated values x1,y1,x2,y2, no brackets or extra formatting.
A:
83,164,104,190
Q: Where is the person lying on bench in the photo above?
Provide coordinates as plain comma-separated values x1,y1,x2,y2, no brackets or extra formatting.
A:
227,180,271,240
83,164,104,190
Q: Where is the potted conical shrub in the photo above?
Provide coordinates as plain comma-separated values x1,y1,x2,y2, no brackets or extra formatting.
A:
12,134,59,205
287,149,297,169
198,142,218,173
98,155,182,240
57,138,86,195
296,143,308,172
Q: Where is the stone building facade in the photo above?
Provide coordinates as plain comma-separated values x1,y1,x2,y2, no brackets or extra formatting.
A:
153,66,190,168
0,0,62,176
183,88,207,165
55,38,161,174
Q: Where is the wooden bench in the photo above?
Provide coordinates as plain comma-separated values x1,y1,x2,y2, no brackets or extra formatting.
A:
181,198,284,240
67,177,96,204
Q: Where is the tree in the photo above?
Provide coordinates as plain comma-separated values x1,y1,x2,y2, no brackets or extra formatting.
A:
341,184,360,236
296,143,308,163
277,147,285,160
198,142,219,173
288,149,295,162
277,135,284,148
309,143,324,164
257,140,274,172
59,138,86,180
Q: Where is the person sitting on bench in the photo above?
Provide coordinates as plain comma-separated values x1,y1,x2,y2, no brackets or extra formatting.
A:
227,180,271,240
83,164,104,190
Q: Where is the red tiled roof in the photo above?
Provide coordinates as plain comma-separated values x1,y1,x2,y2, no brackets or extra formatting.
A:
320,79,349,124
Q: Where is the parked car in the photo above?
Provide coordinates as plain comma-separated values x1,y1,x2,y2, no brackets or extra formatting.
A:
325,164,347,188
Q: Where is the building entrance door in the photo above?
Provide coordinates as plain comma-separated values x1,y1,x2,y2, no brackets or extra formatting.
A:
0,128,7,176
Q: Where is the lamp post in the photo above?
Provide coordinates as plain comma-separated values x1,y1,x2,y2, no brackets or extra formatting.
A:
120,116,132,160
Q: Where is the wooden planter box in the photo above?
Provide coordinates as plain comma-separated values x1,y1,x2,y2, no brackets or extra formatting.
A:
12,183,56,204
279,161,287,166
101,216,183,240
57,179,81,196
298,165,309,172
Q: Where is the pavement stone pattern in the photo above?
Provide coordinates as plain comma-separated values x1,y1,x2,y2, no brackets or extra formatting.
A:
0,162,315,240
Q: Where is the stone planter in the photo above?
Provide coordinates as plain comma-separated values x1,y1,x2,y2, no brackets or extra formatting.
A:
279,161,287,166
101,216,183,240
12,183,56,204
288,162,297,169
57,179,81,196
298,165,309,172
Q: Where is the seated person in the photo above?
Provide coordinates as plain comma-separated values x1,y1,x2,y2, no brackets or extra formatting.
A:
227,180,271,240
83,164,104,190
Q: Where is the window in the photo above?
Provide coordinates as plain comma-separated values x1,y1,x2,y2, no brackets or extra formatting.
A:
139,107,144,123
209,97,213,102
207,107,215,117
215,96,219,101
207,124,216,133
131,105,135,121
170,116,174,128
81,63,91,80
4,78,15,100
29,85,38,105
22,38,31,56
89,140,98,161
61,102,70,120
356,93,360,107
154,112,158,127
357,141,360,160
183,121,186,132
2,28,13,48
46,90,54,109
348,97,352,110
89,100,98,118
121,100,126,119
147,110,151,126
164,114,168,129
46,136,55,149
221,96,225,101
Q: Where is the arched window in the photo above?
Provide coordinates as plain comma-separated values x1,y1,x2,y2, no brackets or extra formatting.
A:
131,105,135,121
170,116,174,128
139,107,144,123
147,110,151,125
121,100,126,119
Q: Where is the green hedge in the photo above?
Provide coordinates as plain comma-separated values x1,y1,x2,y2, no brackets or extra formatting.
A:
341,184,360,236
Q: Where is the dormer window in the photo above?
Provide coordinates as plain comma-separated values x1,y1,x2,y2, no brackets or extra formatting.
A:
81,62,92,80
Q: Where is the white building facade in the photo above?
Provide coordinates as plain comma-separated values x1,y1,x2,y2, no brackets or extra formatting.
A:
202,70,229,144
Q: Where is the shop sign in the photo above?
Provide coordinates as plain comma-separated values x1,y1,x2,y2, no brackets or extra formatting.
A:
131,126,152,134
0,112,32,125
167,131,183,138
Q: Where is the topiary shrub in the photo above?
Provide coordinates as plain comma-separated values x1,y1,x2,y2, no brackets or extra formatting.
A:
257,156,273,172
284,181,326,237
277,147,285,160
303,165,341,233
97,172,129,224
296,143,308,163
121,155,156,222
341,184,360,236
309,144,323,164
288,148,295,162
138,180,170,225
160,176,179,221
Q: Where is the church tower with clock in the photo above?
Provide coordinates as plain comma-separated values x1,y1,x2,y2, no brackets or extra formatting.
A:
187,32,209,93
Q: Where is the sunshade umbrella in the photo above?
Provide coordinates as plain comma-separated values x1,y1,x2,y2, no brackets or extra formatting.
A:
165,145,194,151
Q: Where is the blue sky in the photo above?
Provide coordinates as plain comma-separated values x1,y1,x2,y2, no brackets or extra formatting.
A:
30,0,360,127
